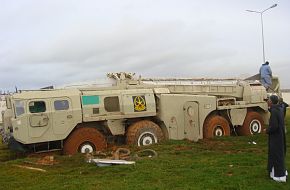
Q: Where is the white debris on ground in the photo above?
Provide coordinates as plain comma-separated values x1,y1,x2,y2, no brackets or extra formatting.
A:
91,159,135,167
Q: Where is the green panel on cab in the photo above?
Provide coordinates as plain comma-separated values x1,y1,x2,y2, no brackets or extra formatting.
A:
82,95,100,105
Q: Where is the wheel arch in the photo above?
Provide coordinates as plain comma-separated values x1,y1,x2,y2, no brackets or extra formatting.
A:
152,117,169,140
63,124,107,155
246,107,269,125
64,121,107,140
235,107,266,136
125,117,167,140
126,119,164,146
202,110,227,125
202,110,231,139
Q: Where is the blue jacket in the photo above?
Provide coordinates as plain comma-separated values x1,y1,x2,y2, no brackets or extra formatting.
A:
259,64,272,79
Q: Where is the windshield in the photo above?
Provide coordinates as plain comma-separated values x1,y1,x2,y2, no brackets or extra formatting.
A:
14,100,25,117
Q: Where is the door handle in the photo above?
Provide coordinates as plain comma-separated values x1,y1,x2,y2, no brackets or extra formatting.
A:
67,115,73,119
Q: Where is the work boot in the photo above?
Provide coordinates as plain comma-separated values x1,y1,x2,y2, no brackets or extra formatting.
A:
270,167,274,179
272,176,287,183
270,171,274,179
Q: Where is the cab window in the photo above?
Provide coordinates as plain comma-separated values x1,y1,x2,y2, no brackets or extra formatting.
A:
29,101,46,113
104,96,120,112
54,100,69,110
15,100,25,117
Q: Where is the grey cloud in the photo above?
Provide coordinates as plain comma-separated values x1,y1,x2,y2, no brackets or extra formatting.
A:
1,0,290,91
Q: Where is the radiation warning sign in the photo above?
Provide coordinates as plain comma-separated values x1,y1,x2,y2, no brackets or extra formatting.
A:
132,96,147,112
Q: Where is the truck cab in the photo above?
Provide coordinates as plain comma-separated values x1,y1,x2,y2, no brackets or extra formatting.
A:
2,89,82,151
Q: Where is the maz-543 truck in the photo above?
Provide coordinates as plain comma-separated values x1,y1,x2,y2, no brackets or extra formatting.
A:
1,72,271,155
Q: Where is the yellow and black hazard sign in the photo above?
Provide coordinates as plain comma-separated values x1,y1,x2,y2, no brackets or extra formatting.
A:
132,96,147,112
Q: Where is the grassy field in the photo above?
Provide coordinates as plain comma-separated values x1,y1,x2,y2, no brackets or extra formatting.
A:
0,111,289,190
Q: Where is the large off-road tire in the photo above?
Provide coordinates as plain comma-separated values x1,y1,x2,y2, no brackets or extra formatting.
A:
237,111,264,136
126,120,164,146
63,127,107,155
203,115,230,138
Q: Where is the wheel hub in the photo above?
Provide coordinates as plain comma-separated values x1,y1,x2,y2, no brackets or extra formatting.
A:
137,132,157,146
80,144,94,153
250,119,261,134
214,126,224,136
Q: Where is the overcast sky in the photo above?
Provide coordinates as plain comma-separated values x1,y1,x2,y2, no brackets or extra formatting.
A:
0,0,289,91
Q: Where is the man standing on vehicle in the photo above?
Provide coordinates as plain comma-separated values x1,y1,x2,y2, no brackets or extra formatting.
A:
259,61,272,90
266,95,287,182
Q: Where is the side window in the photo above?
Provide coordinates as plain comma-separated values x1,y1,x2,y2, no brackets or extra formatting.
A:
15,100,25,117
54,100,69,110
104,96,120,112
29,101,46,113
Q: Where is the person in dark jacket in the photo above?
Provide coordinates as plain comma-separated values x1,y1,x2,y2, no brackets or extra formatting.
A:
279,97,289,133
266,95,287,182
279,98,289,118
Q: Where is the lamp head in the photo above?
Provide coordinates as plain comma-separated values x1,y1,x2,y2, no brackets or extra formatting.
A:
270,4,278,8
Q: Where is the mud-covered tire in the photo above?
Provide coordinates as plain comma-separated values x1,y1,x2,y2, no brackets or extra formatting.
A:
63,127,107,155
237,112,264,136
203,115,230,138
126,120,164,146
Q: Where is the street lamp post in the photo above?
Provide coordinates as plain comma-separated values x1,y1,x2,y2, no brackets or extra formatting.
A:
246,4,277,64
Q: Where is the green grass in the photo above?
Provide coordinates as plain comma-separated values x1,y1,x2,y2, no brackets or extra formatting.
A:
0,110,289,190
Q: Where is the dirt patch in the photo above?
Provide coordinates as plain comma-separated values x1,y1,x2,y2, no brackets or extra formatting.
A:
174,145,193,151
226,171,233,177
36,156,58,165
200,139,234,150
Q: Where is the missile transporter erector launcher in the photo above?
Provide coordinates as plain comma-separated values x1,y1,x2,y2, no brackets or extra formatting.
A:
1,73,269,154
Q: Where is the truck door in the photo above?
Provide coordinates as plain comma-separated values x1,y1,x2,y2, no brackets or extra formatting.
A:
51,97,73,135
28,99,52,138
184,102,200,142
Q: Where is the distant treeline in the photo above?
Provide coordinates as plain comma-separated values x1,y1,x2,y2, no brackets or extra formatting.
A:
281,89,290,93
